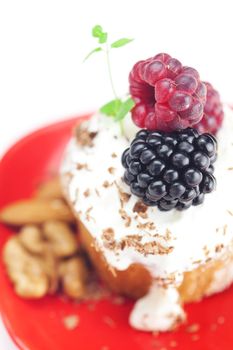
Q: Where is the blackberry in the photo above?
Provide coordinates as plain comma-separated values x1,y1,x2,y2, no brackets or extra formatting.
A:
122,128,217,211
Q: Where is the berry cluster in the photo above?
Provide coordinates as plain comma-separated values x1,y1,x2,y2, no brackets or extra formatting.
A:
129,53,207,132
122,128,217,211
195,82,224,135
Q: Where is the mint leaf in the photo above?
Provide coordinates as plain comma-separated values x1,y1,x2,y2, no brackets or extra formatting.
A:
100,99,122,116
111,38,134,48
83,47,102,62
114,98,135,121
98,32,108,44
92,25,103,38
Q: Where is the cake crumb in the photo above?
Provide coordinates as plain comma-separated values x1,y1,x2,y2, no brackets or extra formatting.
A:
170,340,178,348
111,152,117,158
228,167,233,170
87,303,96,312
152,331,159,337
227,210,233,217
112,296,125,305
217,316,225,325
63,315,79,330
186,323,200,333
210,323,217,331
103,316,116,328
191,334,200,341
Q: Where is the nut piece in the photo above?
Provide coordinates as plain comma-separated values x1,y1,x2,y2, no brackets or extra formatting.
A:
36,177,63,199
17,225,58,293
0,199,75,225
43,221,78,257
42,244,58,294
3,237,49,298
59,257,89,299
18,225,45,254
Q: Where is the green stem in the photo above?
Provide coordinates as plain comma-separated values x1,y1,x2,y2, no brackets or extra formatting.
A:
106,45,118,99
105,44,125,136
119,120,124,134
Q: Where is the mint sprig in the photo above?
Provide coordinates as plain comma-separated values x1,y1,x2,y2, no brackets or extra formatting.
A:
84,25,135,132
83,47,102,62
111,38,134,48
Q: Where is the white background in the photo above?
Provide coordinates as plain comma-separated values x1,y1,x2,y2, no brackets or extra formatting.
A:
0,0,233,348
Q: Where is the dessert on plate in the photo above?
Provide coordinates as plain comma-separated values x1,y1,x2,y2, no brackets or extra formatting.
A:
61,52,233,332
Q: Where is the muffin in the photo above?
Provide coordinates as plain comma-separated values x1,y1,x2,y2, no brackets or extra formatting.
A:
61,53,233,332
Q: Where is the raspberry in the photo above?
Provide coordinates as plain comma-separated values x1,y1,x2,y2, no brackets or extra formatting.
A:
129,53,207,132
195,82,224,134
122,128,217,211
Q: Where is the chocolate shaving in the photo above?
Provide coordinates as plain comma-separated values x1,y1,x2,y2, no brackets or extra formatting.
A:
223,224,228,235
120,191,131,204
85,207,94,222
102,228,115,249
95,188,100,197
103,181,112,188
77,163,89,170
133,201,148,214
83,189,90,197
101,229,173,256
137,222,156,230
114,181,131,206
75,124,97,147
108,167,116,175
119,208,131,227
121,235,173,256
215,244,224,253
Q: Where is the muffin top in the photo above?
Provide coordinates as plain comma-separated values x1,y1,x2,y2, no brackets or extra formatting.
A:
61,108,233,284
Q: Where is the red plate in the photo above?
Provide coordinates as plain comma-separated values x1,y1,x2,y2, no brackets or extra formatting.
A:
0,115,233,350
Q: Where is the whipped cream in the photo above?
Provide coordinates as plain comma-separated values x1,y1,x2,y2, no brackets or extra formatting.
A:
129,285,185,331
61,107,233,331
